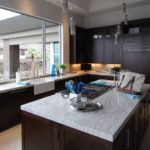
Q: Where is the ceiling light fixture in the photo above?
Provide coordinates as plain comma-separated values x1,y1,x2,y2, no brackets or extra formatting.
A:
70,16,76,35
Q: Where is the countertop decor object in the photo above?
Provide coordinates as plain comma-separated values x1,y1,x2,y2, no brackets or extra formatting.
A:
117,71,145,94
51,64,56,76
60,64,66,75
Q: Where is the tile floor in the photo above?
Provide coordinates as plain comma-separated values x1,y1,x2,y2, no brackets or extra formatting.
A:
0,112,149,150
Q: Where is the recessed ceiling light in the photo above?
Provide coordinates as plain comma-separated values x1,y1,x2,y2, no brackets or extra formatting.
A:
0,8,20,21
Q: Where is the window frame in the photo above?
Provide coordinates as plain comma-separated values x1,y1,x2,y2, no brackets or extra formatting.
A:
0,7,62,84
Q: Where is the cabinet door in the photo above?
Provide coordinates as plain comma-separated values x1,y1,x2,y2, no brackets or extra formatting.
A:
70,35,76,64
76,35,85,63
114,118,133,150
2,87,34,129
64,127,94,150
122,34,150,83
84,38,93,63
139,102,145,141
70,27,86,64
92,39,104,63
123,51,149,83
104,38,113,63
0,93,7,130
22,111,53,150
112,38,122,64
132,109,140,150
4,94,19,127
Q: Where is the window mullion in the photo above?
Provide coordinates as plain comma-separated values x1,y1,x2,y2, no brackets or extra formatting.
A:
42,21,46,75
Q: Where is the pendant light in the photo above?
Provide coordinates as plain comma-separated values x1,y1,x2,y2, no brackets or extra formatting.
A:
123,2,128,25
70,16,76,35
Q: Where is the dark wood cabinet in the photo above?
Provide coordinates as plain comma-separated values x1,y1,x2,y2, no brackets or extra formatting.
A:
112,38,122,64
64,127,94,150
21,85,150,150
70,26,122,64
92,38,104,63
70,21,150,85
22,111,53,150
22,94,149,150
0,87,34,131
115,94,150,150
0,86,55,131
86,74,114,83
70,27,86,64
122,34,150,83
132,108,140,150
91,37,122,64
21,111,113,150
103,38,113,63
114,117,134,150
0,93,6,130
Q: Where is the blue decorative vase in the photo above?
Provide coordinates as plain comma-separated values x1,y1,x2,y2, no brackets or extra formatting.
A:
51,65,56,76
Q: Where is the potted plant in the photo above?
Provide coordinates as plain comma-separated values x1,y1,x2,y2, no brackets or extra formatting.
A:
60,64,66,75
111,67,121,74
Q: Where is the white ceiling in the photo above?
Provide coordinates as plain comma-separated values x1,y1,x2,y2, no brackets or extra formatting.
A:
44,0,150,15
0,15,56,35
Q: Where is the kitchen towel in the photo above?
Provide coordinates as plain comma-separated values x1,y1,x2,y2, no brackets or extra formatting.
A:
17,81,31,86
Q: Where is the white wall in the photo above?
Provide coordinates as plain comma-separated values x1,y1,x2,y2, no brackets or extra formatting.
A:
83,4,150,28
0,0,62,24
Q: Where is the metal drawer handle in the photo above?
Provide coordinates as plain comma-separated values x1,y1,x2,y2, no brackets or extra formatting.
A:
53,128,60,139
135,116,138,131
125,129,130,149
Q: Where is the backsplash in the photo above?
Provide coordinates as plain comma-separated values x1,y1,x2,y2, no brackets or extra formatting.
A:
70,64,121,73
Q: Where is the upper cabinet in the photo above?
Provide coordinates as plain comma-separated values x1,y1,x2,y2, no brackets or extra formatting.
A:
70,25,122,64
70,18,150,66
122,33,150,83
70,27,87,64
122,18,150,34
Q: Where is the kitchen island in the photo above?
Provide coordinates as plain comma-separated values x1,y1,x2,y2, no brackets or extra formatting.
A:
21,84,150,150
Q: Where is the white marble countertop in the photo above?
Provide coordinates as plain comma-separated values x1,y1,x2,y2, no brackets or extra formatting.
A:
0,72,114,94
21,84,150,142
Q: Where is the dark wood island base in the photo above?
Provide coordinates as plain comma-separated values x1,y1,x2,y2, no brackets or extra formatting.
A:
21,93,149,150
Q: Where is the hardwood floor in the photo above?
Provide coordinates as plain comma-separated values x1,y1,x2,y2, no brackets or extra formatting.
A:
0,125,21,150
0,106,149,150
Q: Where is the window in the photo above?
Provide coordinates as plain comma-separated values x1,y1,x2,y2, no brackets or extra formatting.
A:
0,8,61,82
45,21,61,74
0,40,3,79
54,42,61,65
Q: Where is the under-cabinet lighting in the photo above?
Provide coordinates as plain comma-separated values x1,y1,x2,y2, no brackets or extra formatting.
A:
0,8,20,21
